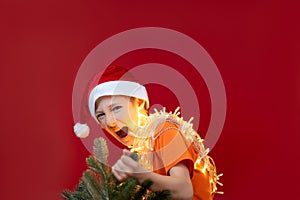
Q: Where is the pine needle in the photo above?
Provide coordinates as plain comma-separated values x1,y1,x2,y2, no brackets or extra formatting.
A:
82,170,101,200
61,190,71,199
93,138,109,165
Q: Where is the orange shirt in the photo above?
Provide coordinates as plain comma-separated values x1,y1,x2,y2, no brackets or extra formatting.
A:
152,121,212,200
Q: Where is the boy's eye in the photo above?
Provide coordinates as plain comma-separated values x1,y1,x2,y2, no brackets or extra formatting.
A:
96,113,105,120
112,106,122,112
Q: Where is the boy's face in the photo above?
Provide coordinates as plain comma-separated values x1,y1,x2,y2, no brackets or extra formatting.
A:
95,95,140,147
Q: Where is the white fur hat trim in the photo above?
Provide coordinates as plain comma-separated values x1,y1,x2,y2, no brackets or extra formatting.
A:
88,81,149,120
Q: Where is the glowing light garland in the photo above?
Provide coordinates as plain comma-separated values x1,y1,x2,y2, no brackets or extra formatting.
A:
130,107,223,196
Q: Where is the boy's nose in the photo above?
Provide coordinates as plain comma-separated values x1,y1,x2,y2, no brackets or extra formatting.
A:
106,113,116,127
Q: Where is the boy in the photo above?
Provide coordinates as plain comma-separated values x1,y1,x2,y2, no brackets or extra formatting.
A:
76,66,221,199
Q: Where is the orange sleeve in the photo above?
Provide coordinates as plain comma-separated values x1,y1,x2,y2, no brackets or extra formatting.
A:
153,121,199,176
191,165,213,200
153,121,213,200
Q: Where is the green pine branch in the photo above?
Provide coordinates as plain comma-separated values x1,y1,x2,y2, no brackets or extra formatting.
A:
62,181,93,200
133,179,153,199
62,137,171,200
86,156,109,199
82,170,101,199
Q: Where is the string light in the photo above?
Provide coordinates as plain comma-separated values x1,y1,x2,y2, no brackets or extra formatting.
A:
131,107,223,195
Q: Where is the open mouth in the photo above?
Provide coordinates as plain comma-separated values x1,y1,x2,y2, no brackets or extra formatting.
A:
115,127,128,138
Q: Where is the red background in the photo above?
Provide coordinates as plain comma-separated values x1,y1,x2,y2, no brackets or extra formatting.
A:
1,1,299,199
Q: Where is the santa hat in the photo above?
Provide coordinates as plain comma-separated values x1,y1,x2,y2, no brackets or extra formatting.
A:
74,66,149,138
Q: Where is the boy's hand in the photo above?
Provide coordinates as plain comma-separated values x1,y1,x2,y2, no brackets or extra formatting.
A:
112,149,147,182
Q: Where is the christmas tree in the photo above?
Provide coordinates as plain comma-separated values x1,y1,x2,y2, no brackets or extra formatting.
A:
62,137,172,200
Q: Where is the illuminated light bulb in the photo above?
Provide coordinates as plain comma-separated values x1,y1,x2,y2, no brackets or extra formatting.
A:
217,181,223,186
201,163,208,173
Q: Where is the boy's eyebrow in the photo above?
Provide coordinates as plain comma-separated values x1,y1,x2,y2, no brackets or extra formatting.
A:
108,103,118,109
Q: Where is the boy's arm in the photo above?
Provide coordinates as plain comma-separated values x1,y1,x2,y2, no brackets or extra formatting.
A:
112,149,193,200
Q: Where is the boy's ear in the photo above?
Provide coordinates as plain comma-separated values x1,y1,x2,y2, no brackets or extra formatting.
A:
137,99,145,109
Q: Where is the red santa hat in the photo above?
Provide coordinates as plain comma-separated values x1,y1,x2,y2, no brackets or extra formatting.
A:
74,65,149,138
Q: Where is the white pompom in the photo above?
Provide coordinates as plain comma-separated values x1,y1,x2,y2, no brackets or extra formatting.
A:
73,123,90,138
